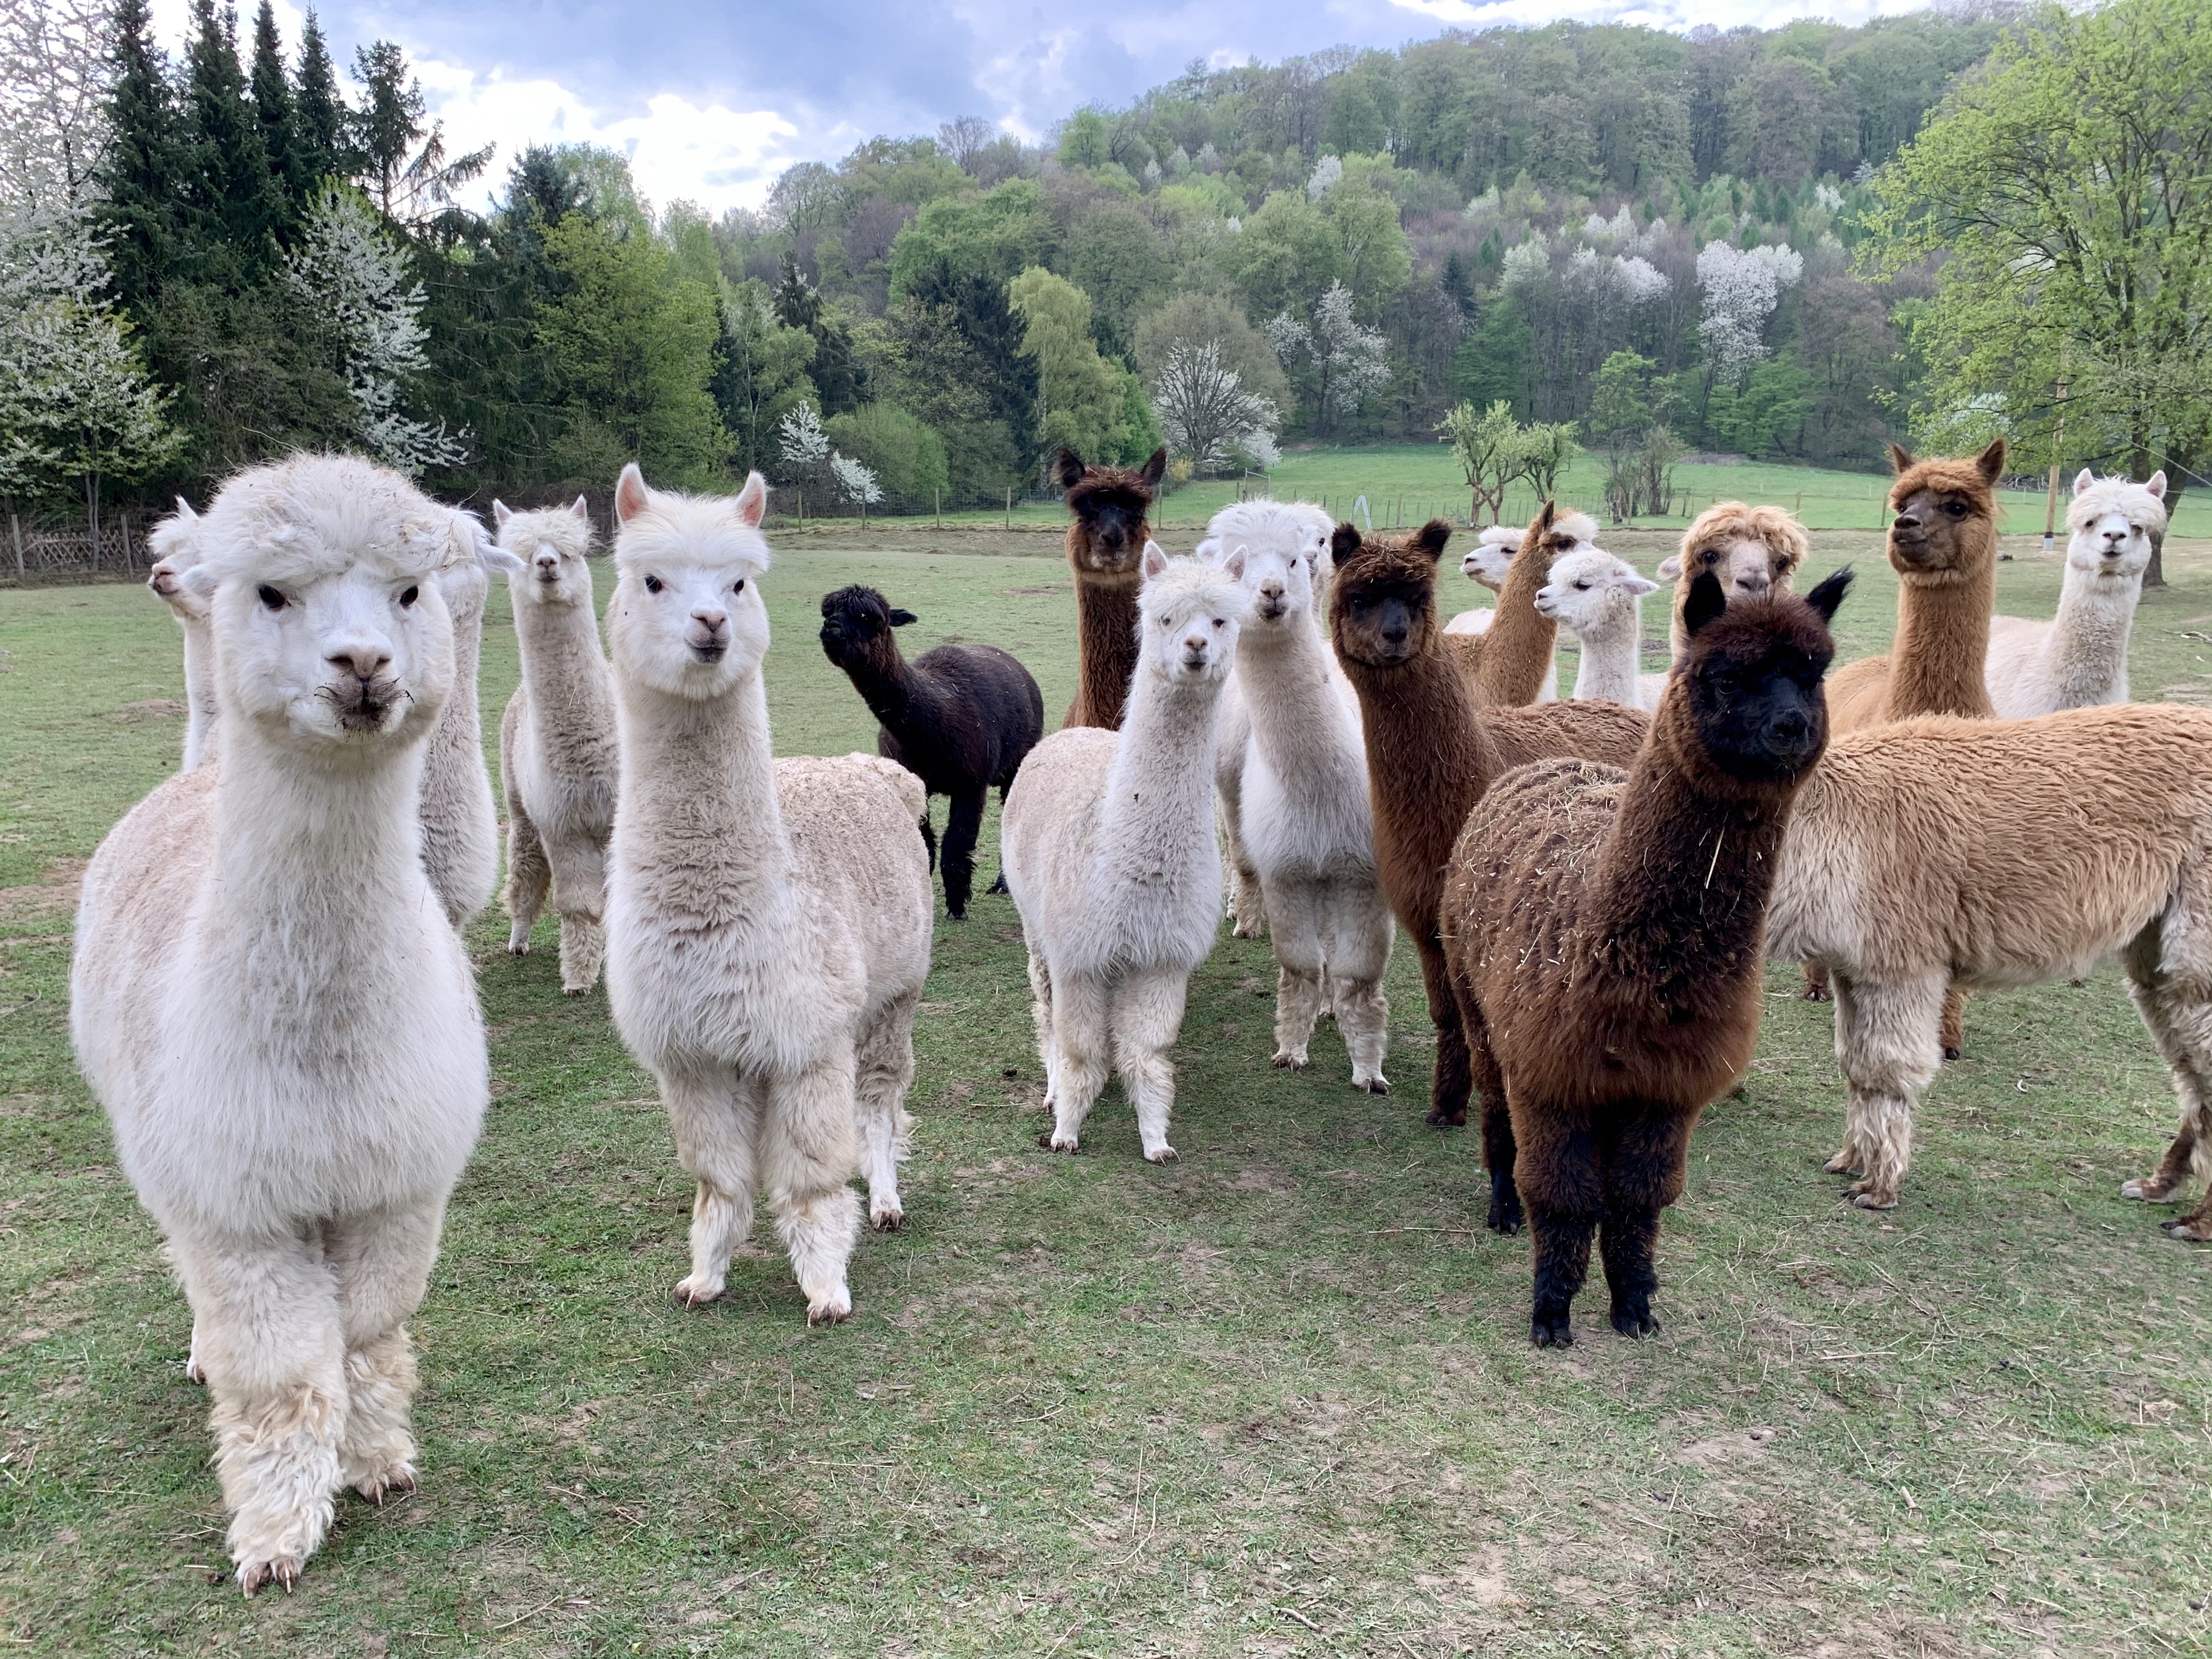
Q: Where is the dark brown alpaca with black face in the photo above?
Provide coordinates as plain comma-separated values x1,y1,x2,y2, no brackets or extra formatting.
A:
1058,446,1168,730
1328,516,1647,1205
1444,568,1852,1347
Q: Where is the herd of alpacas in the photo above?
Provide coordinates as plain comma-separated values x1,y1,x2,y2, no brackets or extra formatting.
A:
68,436,2198,1591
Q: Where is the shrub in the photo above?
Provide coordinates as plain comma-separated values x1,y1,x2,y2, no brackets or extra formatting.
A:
825,403,950,505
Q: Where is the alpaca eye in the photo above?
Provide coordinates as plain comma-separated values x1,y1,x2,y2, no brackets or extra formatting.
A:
398,585,418,608
257,584,286,611
644,575,663,594
1945,501,1966,517
733,578,746,595
1575,581,1591,590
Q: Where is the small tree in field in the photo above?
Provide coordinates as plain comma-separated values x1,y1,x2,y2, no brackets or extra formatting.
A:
1520,420,1580,503
1152,341,1279,475
1437,399,1532,526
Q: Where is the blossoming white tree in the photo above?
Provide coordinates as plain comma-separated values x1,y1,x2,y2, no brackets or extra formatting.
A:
1267,281,1390,435
284,187,465,475
1695,241,1803,385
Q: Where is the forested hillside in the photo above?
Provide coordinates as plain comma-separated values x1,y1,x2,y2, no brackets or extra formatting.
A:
0,0,2089,527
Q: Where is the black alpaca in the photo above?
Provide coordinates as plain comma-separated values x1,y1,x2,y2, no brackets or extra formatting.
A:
819,585,1046,920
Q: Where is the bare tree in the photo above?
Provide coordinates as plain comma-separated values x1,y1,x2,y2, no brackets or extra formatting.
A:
937,115,996,172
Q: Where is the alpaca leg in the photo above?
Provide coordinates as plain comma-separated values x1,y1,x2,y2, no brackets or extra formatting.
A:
1418,938,1472,1128
854,988,920,1230
1043,973,1111,1154
504,800,551,955
987,783,1011,894
548,838,607,995
1939,983,1968,1061
940,789,985,921
1025,948,1059,1112
170,1230,346,1594
1830,972,1944,1210
1801,960,1831,1003
1112,969,1191,1164
326,1199,444,1504
660,1060,760,1309
2122,920,2212,1236
1324,879,1392,1092
1511,1098,1600,1348
1218,797,1266,940
918,809,938,875
1597,1109,1697,1338
1262,876,1326,1073
1466,1000,1520,1233
763,1052,864,1324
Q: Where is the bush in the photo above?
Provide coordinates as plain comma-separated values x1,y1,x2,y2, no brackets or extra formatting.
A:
824,403,950,505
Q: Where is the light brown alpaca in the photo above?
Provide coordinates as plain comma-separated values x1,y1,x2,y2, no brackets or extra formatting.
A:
1058,447,1167,730
1657,501,1810,665
1444,508,1600,707
1804,440,2006,1054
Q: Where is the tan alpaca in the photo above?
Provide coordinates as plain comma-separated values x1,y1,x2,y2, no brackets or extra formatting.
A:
1766,704,2212,1223
1653,500,1809,673
1441,508,1600,707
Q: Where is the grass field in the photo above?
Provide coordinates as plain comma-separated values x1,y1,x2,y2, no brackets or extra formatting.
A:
5,524,2212,1657
893,444,2212,541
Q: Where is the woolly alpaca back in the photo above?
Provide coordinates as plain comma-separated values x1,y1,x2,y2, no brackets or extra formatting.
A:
1060,448,1166,730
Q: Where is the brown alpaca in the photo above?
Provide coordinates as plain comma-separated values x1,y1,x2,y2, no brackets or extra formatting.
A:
1328,517,1647,1175
1446,507,1601,707
1058,447,1167,730
1444,569,1850,1345
1808,440,2005,1052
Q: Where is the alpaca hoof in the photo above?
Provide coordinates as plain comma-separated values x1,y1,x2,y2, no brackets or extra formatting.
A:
1611,1304,1660,1338
1530,1313,1574,1348
1144,1145,1179,1164
805,1292,852,1326
1847,1185,1898,1211
2122,1176,2175,1202
1270,1052,1308,1071
184,1354,205,1385
986,876,1009,896
1038,1132,1079,1154
507,940,530,957
237,1555,302,1597
1487,1200,1523,1236
1941,1044,1961,1061
670,1277,723,1309
945,908,967,922
1425,1106,1469,1128
869,1202,905,1232
561,983,591,997
1353,1075,1390,1095
1822,1150,1858,1176
1802,986,1830,1003
354,1460,417,1506
1230,921,1265,940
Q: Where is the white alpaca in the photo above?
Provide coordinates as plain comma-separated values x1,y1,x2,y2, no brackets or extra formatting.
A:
1985,470,2166,718
1228,534,1393,1088
1003,545,1250,1162
72,456,490,1594
602,464,932,1324
1443,526,1559,700
1535,546,1661,709
1196,500,1334,939
416,510,518,930
147,498,220,772
496,497,619,993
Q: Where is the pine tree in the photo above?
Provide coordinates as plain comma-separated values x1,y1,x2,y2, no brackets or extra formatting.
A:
291,10,346,188
95,0,177,313
349,40,423,219
179,0,279,280
247,0,299,238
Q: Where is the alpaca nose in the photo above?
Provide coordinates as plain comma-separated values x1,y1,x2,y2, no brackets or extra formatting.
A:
326,640,392,681
1771,709,1809,743
1738,571,1771,595
692,608,728,637
2103,531,2127,555
535,551,559,576
1894,511,1921,532
1182,630,1209,657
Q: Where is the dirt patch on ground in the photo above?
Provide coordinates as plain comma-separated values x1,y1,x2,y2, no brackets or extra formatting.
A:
0,857,87,922
108,699,186,721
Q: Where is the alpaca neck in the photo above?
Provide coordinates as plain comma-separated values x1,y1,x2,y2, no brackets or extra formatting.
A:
1568,606,1644,706
615,668,795,913
837,643,930,740
180,616,219,772
517,595,612,730
1591,702,1801,991
1887,554,1995,719
443,602,484,747
2043,555,2141,700
1474,539,1559,705
1237,618,1360,786
1095,662,1226,877
1072,572,1142,729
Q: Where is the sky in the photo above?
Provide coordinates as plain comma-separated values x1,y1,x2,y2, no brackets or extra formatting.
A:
149,0,1931,215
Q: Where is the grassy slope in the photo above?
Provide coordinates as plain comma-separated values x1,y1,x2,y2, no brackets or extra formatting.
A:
912,446,2212,541
2,530,2210,1658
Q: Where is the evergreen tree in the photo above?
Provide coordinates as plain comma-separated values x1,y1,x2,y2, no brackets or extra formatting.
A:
350,40,423,219
291,10,347,188
180,0,279,280
95,0,177,313
247,0,299,234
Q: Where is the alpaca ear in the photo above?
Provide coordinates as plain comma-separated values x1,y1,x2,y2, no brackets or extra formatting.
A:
1683,571,1728,637
1055,449,1087,491
1536,500,1557,535
2145,470,2168,501
615,463,652,525
733,472,768,528
1975,437,2008,483
1887,441,1916,476
1410,518,1452,559
1803,567,1854,623
492,500,512,528
888,608,917,626
1656,554,1683,581
1139,447,1167,490
1141,540,1168,579
174,495,197,520
1223,546,1246,582
571,495,591,521
1330,522,1363,567
2072,468,2096,496
1623,572,1660,598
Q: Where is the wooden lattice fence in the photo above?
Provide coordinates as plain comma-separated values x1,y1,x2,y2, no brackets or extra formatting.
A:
2,513,155,584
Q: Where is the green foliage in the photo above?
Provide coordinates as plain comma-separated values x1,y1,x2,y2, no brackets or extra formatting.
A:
537,215,728,487
1007,267,1129,476
714,279,818,479
1437,397,1533,524
1057,109,1112,171
825,403,949,503
1132,291,1292,418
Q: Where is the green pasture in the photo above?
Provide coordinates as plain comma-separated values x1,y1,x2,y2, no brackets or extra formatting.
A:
3,529,2211,1656
886,444,2212,542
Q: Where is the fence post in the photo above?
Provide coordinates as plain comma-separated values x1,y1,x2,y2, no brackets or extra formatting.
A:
121,511,133,571
1004,487,1011,531
935,488,941,530
9,511,21,582
796,488,802,524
